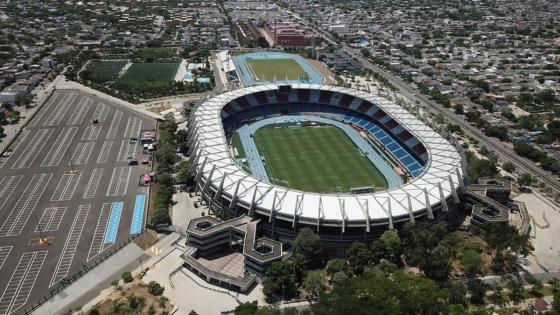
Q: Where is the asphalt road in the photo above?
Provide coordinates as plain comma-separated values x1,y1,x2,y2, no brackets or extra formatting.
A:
0,89,155,315
342,46,560,192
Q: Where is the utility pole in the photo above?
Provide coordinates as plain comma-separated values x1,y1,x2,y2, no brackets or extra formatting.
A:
33,211,48,245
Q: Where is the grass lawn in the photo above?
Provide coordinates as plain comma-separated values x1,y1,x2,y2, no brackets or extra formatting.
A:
246,58,308,82
253,125,388,193
117,62,179,86
89,60,128,82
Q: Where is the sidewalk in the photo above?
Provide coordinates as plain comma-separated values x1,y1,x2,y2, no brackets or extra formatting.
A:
32,242,151,315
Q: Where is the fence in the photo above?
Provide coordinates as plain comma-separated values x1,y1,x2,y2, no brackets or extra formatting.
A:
23,230,146,315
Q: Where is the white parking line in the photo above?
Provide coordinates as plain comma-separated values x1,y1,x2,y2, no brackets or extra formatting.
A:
123,117,142,138
0,176,23,212
40,127,78,168
0,246,12,270
44,92,77,126
91,103,109,122
11,129,54,169
51,173,82,201
30,91,62,127
0,173,53,237
96,141,113,164
105,110,123,140
0,250,47,315
117,140,138,161
83,168,103,199
71,142,95,165
81,125,102,141
50,204,90,287
35,207,66,232
87,203,112,261
106,167,132,196
68,96,93,125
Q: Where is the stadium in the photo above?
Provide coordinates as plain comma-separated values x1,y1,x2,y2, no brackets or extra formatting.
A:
186,84,466,246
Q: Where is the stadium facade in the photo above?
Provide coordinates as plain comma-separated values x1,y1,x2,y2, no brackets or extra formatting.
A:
186,84,467,247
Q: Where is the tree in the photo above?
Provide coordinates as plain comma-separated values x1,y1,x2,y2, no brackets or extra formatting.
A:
127,294,145,311
15,93,33,107
263,260,298,300
461,249,483,276
325,258,350,278
553,289,560,311
489,285,505,306
302,270,326,298
346,242,371,275
188,311,199,315
502,161,516,173
518,173,534,188
148,281,165,295
312,270,445,315
235,301,258,315
507,280,524,305
376,229,402,263
121,271,133,283
454,103,464,114
467,279,488,304
444,281,467,306
293,228,323,268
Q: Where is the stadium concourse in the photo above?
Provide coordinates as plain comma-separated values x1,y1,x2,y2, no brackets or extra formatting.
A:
186,84,466,247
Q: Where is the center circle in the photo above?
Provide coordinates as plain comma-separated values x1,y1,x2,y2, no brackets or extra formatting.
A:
299,150,326,163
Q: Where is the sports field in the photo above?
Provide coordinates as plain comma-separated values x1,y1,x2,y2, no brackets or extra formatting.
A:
246,58,308,82
117,62,180,86
88,60,128,82
253,125,388,193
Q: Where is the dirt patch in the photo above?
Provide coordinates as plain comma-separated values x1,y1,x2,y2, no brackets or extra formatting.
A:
90,280,173,315
134,229,159,250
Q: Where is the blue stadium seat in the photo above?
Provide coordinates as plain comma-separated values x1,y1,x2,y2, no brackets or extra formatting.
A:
386,142,400,151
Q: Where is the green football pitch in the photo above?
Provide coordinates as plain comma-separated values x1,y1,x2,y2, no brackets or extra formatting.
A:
246,58,308,82
117,62,179,86
89,60,128,82
252,125,388,193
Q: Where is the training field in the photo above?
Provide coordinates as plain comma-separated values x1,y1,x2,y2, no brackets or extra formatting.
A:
253,125,388,193
246,58,307,82
117,62,180,86
88,60,128,82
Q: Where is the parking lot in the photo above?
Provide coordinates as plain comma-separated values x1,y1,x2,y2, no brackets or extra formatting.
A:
0,89,155,314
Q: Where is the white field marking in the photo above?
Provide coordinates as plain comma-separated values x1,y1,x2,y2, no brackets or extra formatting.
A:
0,176,23,211
30,90,63,127
35,207,66,232
44,91,77,126
87,203,112,261
83,168,103,199
10,129,54,169
105,110,123,140
0,173,52,237
50,173,82,201
106,167,132,196
91,103,110,122
68,96,93,125
50,204,90,287
96,141,113,164
71,142,95,165
0,246,12,270
0,250,47,315
40,127,78,167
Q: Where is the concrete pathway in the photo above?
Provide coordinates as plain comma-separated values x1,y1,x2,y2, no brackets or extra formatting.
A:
32,243,150,315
